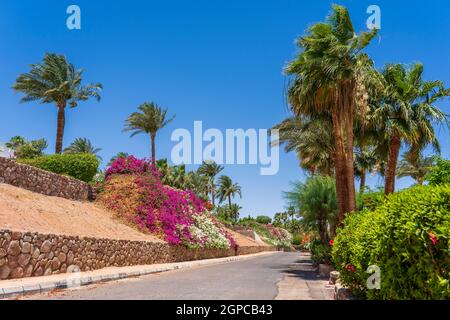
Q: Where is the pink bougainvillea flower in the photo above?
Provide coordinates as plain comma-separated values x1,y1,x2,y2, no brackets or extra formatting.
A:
428,232,438,245
329,239,334,246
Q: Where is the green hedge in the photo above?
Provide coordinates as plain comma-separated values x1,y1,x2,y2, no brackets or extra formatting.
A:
19,153,99,183
333,185,450,300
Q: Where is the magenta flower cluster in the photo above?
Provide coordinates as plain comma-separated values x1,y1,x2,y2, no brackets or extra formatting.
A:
105,155,150,179
108,156,236,248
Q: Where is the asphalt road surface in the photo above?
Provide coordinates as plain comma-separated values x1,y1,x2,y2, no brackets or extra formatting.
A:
29,252,304,300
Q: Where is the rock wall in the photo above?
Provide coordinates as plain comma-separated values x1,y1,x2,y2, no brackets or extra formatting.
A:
0,157,90,201
0,229,276,280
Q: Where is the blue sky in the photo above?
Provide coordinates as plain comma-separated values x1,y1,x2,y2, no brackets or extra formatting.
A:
1,1,449,217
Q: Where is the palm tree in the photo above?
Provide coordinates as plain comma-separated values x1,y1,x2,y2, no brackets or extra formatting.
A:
354,146,379,194
123,102,175,163
64,138,102,160
285,5,378,221
227,204,242,223
272,115,334,176
198,160,224,206
185,171,209,199
12,53,102,153
374,63,449,194
284,176,338,244
217,175,242,208
397,153,435,186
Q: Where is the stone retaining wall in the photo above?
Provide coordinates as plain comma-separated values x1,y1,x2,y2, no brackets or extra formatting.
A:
0,229,277,280
0,157,90,201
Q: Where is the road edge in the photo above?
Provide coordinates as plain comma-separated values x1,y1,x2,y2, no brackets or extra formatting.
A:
0,251,281,299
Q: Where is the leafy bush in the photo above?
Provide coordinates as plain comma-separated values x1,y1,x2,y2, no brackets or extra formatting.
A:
6,136,47,159
309,240,332,265
357,187,387,211
19,153,99,182
333,185,450,300
426,157,450,186
255,215,272,224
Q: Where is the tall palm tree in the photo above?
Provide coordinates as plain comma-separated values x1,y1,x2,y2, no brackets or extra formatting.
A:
64,138,102,160
198,160,224,206
12,53,102,153
123,102,175,163
374,63,449,194
285,5,378,221
217,175,242,208
397,153,435,186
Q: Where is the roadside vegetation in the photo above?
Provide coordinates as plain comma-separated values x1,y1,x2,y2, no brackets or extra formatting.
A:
275,4,450,300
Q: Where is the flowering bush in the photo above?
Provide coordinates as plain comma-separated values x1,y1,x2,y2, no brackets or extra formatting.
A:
99,156,236,249
333,185,450,300
105,155,150,179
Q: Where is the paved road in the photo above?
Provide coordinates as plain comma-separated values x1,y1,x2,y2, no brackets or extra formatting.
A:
25,252,331,300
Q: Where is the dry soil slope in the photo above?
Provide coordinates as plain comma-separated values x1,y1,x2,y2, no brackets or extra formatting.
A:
0,183,265,248
0,183,163,242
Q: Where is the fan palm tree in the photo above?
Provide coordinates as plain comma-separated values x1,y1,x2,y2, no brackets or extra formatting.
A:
12,53,102,154
123,102,175,163
272,115,334,176
198,160,224,206
284,176,338,244
217,175,242,208
397,153,435,186
374,63,450,194
64,138,102,160
285,5,378,221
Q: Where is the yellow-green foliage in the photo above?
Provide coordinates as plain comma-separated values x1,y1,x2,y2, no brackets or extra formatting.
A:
19,153,99,183
333,185,450,300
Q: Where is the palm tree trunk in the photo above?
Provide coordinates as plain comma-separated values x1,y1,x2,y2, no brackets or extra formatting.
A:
331,105,349,225
55,103,66,154
150,133,156,163
211,183,215,206
344,85,356,213
385,134,401,195
228,194,232,208
359,170,366,194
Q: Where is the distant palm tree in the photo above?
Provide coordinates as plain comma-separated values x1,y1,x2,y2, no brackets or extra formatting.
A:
228,204,242,223
64,138,102,160
198,160,224,206
217,175,242,208
123,102,175,163
12,53,102,153
354,147,379,194
397,153,435,186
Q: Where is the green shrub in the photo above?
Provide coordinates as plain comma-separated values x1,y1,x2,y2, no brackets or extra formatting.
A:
19,153,99,183
291,234,302,246
357,187,387,211
255,215,272,224
333,185,450,300
426,157,450,186
309,240,332,265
